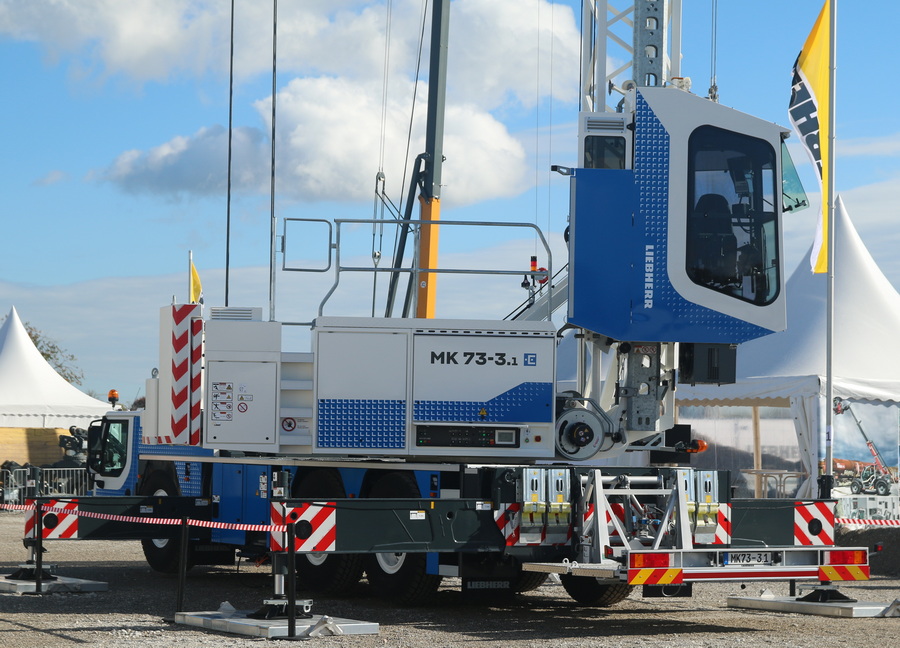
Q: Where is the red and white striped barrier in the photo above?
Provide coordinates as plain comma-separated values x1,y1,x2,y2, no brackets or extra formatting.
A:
2,501,288,533
836,517,900,527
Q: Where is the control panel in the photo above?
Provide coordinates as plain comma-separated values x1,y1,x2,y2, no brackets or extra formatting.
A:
415,425,521,448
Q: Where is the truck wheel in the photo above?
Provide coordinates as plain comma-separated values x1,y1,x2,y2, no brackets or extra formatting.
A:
875,479,891,496
293,470,363,596
850,479,863,494
560,575,634,606
512,570,549,593
364,472,442,605
140,471,191,573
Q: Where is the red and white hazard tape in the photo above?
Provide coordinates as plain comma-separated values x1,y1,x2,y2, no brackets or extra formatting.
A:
1,501,287,532
0,503,34,511
836,517,900,527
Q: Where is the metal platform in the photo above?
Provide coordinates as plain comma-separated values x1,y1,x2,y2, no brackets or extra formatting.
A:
1,574,108,594
728,591,895,618
175,608,379,639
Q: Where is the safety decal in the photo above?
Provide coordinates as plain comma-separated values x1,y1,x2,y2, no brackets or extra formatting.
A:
627,568,683,585
270,502,336,553
24,499,79,539
169,303,203,445
494,503,521,546
712,503,732,545
494,502,572,547
794,501,835,546
818,565,870,582
581,502,625,540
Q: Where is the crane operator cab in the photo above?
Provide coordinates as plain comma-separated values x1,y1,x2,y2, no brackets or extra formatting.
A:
564,85,805,346
547,85,808,460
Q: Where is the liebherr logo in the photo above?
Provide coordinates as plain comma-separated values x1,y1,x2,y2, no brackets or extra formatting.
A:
644,245,654,308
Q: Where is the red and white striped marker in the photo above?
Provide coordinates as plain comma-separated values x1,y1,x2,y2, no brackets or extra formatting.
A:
270,502,336,552
794,501,835,546
169,304,203,445
712,503,732,545
24,500,79,539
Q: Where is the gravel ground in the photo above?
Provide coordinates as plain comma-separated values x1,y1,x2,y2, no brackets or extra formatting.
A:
1,510,899,647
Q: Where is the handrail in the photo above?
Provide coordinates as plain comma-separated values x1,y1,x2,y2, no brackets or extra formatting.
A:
280,217,552,323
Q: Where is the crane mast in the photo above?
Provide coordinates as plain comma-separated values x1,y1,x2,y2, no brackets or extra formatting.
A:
581,0,683,113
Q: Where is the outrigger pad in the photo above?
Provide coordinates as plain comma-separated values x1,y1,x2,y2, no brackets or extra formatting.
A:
796,587,857,604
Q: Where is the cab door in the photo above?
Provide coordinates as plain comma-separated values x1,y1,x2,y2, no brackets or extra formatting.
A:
87,414,138,494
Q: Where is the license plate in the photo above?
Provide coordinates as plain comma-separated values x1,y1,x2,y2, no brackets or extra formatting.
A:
724,552,773,565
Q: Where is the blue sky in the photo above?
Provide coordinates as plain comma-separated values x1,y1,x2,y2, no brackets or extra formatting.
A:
2,0,899,403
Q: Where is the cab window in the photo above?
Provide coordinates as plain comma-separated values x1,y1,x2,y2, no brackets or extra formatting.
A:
686,126,779,305
584,135,626,169
96,419,129,477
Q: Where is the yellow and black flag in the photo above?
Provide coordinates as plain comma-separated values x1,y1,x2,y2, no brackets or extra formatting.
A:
788,1,832,273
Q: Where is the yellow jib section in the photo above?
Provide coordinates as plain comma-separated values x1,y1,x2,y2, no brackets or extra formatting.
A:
416,196,440,318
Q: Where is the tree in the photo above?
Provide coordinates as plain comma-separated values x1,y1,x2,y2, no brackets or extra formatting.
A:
1,315,84,386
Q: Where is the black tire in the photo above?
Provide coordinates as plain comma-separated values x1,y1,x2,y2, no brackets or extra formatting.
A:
875,479,891,497
512,570,549,593
364,472,442,605
140,471,190,573
850,479,863,495
560,575,634,606
293,470,364,596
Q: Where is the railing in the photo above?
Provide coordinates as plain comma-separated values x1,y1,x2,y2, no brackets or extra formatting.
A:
280,217,553,325
0,466,89,506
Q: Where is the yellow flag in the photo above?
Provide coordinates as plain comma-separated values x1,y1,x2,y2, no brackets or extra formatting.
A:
788,1,831,273
190,261,203,304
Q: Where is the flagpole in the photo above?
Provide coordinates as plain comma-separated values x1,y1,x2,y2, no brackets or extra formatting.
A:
189,250,194,304
822,0,837,498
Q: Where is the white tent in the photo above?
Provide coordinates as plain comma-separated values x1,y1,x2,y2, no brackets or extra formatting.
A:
0,306,110,428
676,197,900,497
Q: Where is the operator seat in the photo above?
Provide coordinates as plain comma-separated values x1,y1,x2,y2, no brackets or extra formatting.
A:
687,193,738,286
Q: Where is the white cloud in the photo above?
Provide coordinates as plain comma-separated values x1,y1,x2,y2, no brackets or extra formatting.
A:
100,75,531,206
4,2,577,205
100,125,267,196
838,133,900,158
34,170,68,186
447,0,579,110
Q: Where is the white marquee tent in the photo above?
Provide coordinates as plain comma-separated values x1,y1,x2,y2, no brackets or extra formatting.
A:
0,306,109,429
676,197,900,497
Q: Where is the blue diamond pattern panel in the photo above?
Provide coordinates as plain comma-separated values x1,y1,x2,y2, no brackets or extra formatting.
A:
175,460,204,497
317,399,406,448
414,382,552,423
634,92,767,343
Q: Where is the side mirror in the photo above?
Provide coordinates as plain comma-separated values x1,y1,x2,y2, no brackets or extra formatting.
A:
86,420,104,473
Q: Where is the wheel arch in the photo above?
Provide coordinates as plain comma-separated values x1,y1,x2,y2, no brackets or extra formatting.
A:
137,461,181,496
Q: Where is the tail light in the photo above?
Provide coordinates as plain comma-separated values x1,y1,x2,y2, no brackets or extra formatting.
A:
825,550,867,565
630,552,671,569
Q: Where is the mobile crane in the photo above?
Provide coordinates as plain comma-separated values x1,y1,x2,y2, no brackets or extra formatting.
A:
26,1,868,609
